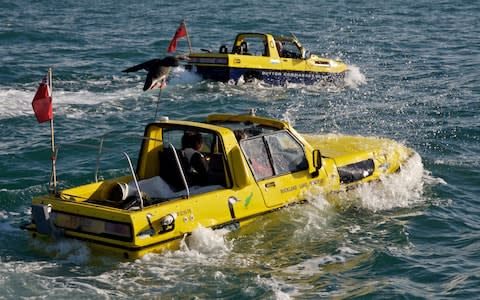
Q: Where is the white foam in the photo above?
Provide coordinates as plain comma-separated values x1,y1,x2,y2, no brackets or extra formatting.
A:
122,227,236,293
344,64,367,89
0,66,204,121
0,258,52,275
423,170,447,186
303,188,332,211
282,99,311,126
33,239,91,264
348,225,362,234
284,255,346,276
0,86,138,121
168,66,203,85
0,62,368,121
255,274,297,300
302,153,431,213
434,156,480,169
132,225,234,270
183,225,233,255
337,246,360,255
348,153,426,212
288,190,333,239
0,88,36,120
214,270,226,280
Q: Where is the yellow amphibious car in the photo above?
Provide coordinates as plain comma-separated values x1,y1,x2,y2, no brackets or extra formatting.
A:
186,33,349,85
23,113,416,259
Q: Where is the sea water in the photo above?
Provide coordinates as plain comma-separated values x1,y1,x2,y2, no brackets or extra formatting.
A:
0,0,479,298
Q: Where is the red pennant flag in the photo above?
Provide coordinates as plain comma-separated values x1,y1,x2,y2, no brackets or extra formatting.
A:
167,21,187,53
32,75,53,123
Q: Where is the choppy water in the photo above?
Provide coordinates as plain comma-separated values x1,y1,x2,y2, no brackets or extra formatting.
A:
1,0,479,298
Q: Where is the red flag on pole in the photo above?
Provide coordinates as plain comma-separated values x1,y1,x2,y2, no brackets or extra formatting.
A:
167,21,187,53
32,74,53,123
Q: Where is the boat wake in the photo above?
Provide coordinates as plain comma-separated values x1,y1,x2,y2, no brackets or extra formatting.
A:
168,66,203,86
0,63,366,123
344,65,367,89
232,68,367,92
0,80,140,121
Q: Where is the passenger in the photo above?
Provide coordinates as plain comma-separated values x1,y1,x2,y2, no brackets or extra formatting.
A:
234,129,248,141
275,41,286,58
275,40,298,59
182,132,209,186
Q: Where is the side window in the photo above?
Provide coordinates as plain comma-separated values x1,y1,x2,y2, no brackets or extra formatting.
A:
162,128,213,153
162,129,184,149
241,137,274,180
281,41,302,59
239,36,268,56
241,131,307,181
265,131,308,175
161,128,228,188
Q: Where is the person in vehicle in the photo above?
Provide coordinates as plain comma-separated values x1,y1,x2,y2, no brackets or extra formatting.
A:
234,129,248,141
182,132,209,185
275,41,285,57
275,40,300,59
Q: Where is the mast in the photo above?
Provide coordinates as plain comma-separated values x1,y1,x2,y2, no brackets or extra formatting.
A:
48,68,58,194
183,20,193,54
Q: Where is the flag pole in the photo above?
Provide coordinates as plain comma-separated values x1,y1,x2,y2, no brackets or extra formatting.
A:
182,20,193,54
48,68,58,195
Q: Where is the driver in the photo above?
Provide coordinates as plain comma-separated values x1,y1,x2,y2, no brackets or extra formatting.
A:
182,132,209,186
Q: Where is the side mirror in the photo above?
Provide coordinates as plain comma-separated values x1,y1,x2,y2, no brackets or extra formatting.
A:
312,149,322,174
303,50,311,59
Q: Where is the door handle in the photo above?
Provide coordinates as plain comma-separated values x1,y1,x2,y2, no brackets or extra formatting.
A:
264,182,276,188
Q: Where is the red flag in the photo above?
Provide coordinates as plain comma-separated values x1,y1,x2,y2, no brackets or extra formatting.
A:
167,21,187,53
32,74,53,123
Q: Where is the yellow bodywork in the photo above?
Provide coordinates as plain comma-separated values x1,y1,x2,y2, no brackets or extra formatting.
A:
25,113,416,259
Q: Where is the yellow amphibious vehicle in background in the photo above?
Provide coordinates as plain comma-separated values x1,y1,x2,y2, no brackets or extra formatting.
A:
23,112,416,259
186,33,348,85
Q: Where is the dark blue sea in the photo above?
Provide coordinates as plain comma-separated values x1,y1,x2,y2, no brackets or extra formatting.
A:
1,0,479,298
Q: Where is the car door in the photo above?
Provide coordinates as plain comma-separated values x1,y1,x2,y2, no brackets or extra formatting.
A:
278,41,307,82
230,34,284,81
241,131,313,208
